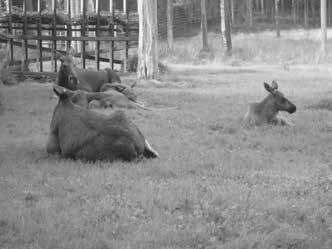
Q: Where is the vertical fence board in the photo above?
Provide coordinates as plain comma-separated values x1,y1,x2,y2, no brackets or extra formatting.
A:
81,0,86,68
124,0,128,72
8,0,13,62
37,0,43,71
96,0,100,69
109,0,114,69
23,0,28,67
52,0,58,72
67,0,72,50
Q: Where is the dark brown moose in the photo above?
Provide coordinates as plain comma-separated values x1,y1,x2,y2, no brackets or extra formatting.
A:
244,81,296,126
46,85,159,161
56,49,121,92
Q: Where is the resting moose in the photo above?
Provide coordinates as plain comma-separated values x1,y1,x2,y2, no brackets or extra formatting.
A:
46,85,159,162
244,81,296,126
56,50,121,92
57,86,145,110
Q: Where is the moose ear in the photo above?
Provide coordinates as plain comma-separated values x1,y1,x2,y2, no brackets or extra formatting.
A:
271,80,278,90
264,82,274,93
67,46,76,57
53,85,68,100
54,50,65,62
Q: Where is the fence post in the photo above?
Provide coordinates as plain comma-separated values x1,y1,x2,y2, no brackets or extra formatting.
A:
96,0,100,70
81,0,86,68
109,0,114,70
7,0,13,63
37,0,43,72
124,0,128,72
22,0,28,71
52,0,58,72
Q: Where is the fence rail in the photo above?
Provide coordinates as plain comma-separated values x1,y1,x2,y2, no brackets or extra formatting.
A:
0,0,139,73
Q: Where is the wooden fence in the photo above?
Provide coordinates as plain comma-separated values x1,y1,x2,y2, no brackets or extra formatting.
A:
0,0,139,73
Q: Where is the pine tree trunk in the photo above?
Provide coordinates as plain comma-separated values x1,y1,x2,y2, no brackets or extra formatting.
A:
230,0,234,24
201,0,209,51
260,0,264,14
304,0,309,28
311,0,316,27
320,0,327,60
167,0,173,50
220,0,226,47
275,0,280,37
292,0,297,24
137,0,158,79
225,0,232,55
247,0,253,27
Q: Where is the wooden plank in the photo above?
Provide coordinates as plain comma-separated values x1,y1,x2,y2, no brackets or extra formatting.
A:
109,0,114,69
52,0,57,72
124,0,129,72
8,0,13,62
23,0,28,67
38,0,43,72
96,0,100,70
0,34,137,42
81,0,86,69
67,0,72,49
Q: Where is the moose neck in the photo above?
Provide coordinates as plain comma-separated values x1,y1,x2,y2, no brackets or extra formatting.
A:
256,94,279,120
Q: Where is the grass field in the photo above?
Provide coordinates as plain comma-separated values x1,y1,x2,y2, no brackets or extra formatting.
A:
0,64,331,249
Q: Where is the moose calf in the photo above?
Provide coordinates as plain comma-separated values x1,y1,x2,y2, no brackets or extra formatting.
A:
244,81,296,126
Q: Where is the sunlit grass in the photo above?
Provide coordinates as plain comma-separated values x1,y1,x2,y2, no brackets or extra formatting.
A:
160,28,332,66
0,65,331,249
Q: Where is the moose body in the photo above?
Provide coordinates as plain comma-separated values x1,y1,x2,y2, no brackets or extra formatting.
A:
47,85,159,162
244,81,296,126
64,87,143,109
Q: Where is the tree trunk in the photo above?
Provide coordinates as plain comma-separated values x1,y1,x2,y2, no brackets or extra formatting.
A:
220,0,226,47
230,0,234,24
26,0,33,11
247,0,253,27
320,0,327,60
167,0,173,50
304,0,309,28
275,0,280,37
137,0,158,79
292,0,297,24
260,0,264,14
225,0,232,55
311,0,316,27
201,0,208,51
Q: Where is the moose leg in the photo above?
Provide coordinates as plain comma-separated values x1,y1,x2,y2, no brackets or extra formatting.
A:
46,133,60,154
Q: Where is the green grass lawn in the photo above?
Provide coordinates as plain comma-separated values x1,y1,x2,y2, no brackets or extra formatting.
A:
0,65,331,249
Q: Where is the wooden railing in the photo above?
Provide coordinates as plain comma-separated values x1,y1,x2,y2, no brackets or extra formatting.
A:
0,0,139,72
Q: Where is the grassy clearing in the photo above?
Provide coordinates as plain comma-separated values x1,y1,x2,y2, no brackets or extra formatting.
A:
160,29,332,66
0,65,331,249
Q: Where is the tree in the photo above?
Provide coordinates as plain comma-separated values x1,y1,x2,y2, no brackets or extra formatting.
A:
220,0,226,47
247,0,253,27
275,0,280,37
320,0,327,60
167,0,173,50
137,0,158,79
201,0,208,51
224,0,232,54
304,0,309,28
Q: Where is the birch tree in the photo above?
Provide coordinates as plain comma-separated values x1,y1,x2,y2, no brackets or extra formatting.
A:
137,0,158,79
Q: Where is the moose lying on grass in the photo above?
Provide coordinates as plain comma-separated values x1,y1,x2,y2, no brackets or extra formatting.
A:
244,81,296,126
56,49,121,92
59,85,150,110
46,85,159,162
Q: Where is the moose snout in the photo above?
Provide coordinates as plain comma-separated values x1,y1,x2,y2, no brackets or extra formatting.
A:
288,105,296,114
